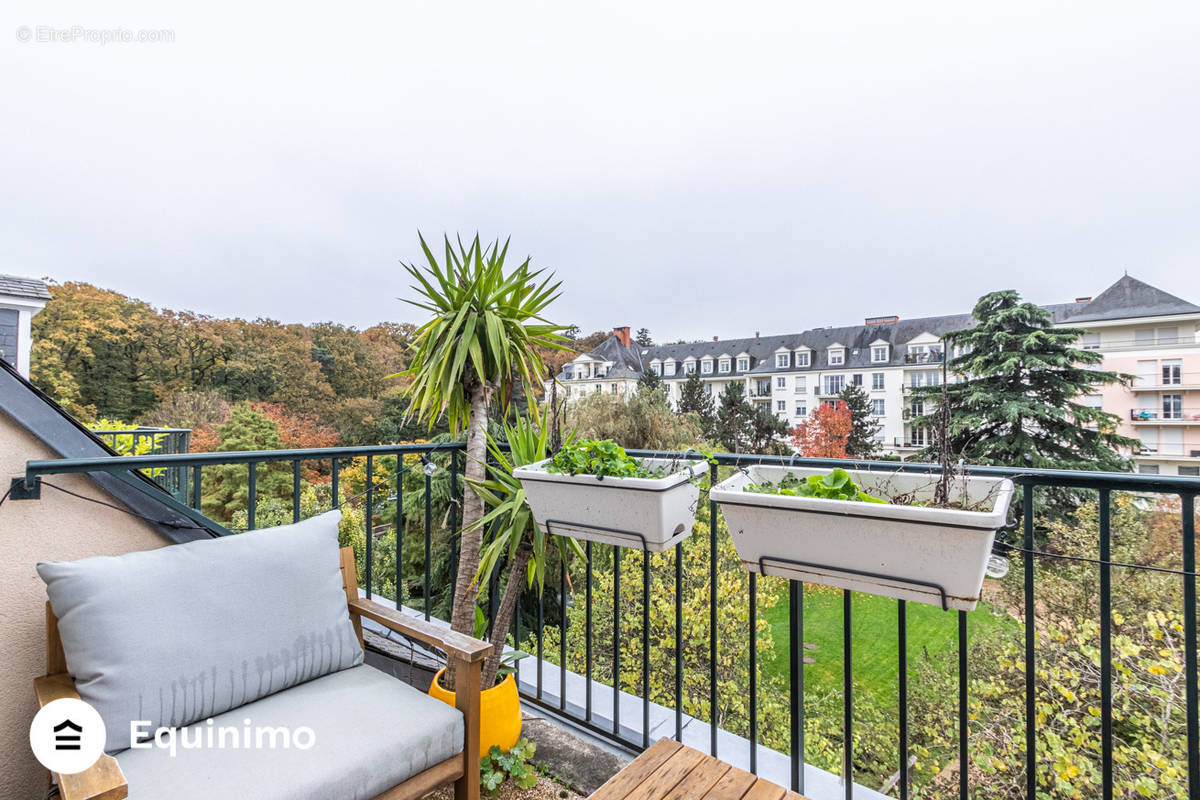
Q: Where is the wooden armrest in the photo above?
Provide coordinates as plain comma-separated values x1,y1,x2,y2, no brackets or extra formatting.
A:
348,598,493,663
33,674,128,800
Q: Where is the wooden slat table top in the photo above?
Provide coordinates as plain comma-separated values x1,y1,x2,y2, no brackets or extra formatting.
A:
590,740,810,800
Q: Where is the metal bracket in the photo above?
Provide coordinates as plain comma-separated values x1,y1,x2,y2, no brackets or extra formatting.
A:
544,519,650,551
756,554,951,611
9,476,41,500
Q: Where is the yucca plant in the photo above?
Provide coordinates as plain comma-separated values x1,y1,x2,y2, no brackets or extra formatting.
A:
393,233,567,689
469,418,584,688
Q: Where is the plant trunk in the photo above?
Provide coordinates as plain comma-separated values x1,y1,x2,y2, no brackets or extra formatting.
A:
480,541,533,689
445,384,491,690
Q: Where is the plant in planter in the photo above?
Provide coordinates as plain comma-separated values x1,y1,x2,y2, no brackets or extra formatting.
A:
430,418,585,753
394,233,567,691
513,439,711,552
712,464,1014,611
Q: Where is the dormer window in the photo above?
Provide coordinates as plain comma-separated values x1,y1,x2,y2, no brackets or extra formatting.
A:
650,360,662,376
871,345,888,363
795,350,810,367
719,357,731,374
683,359,696,375
736,356,750,372
775,353,791,369
828,348,845,366
664,359,676,376
701,358,713,375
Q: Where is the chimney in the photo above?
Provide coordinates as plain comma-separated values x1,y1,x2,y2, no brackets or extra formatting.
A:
613,326,631,347
865,315,899,326
713,336,719,342
1075,297,1092,303
755,331,760,338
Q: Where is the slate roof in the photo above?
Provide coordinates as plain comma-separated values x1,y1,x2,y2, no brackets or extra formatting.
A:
0,358,216,543
559,275,1196,381
1066,274,1200,323
0,273,51,301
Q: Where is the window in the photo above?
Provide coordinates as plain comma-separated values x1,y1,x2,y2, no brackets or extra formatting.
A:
1081,333,1100,350
1137,360,1157,387
664,360,676,376
852,373,863,386
1081,394,1103,408
796,351,810,367
1158,327,1179,345
795,376,806,393
1161,428,1183,455
611,383,618,394
872,399,885,416
1180,466,1200,477
776,353,790,368
872,372,885,391
823,374,846,395
910,400,924,417
776,376,787,389
871,345,888,363
651,363,662,376
701,360,713,375
828,348,844,366
1134,329,1155,346
1163,394,1183,419
776,400,786,412
910,371,941,388
719,358,731,374
795,402,807,416
683,361,695,374
910,427,929,447
594,383,601,393
1138,464,1160,475
737,357,749,371
1163,360,1182,385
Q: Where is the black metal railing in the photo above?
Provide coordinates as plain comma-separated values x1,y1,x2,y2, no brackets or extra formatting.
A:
90,426,192,500
16,444,1200,800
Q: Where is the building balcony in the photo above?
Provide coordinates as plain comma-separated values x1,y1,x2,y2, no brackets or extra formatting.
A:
903,351,944,364
1132,382,1200,392
12,440,1200,800
1130,408,1200,423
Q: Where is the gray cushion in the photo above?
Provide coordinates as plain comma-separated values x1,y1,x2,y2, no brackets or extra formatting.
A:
116,664,464,800
38,510,363,752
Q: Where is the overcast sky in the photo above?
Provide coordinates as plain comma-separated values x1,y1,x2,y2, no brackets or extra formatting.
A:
3,2,1198,342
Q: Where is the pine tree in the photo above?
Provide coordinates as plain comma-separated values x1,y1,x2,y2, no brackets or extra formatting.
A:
714,381,754,452
837,384,881,457
678,370,715,434
637,366,664,396
914,290,1138,471
635,328,654,347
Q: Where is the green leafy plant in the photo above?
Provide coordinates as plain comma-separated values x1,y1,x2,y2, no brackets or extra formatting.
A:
745,468,886,503
472,607,531,680
479,738,538,796
544,439,665,479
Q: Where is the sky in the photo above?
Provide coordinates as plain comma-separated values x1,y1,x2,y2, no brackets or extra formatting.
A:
2,1,1199,343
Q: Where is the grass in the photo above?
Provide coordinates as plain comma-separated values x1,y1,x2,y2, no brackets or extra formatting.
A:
760,583,1017,701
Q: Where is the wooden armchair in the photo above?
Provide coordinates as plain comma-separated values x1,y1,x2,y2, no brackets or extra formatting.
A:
34,545,492,800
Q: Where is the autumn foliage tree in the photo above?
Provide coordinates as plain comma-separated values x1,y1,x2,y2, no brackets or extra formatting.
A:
791,400,852,458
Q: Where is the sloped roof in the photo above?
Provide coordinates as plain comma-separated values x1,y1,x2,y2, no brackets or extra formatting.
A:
0,358,216,543
1067,274,1200,322
0,273,51,301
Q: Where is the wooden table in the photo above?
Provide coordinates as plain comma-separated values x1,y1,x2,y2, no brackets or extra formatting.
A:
589,739,810,800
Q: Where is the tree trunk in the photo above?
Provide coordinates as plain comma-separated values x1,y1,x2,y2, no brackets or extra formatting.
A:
445,383,491,691
480,542,533,689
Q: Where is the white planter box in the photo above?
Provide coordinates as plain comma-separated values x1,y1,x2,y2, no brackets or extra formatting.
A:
710,466,1014,611
513,457,709,552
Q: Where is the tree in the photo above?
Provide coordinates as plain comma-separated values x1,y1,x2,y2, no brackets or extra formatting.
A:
637,366,664,396
914,291,1138,471
397,233,567,689
746,404,790,454
714,381,754,451
792,400,852,458
677,370,714,435
566,389,703,451
837,384,881,457
634,328,654,347
201,403,292,522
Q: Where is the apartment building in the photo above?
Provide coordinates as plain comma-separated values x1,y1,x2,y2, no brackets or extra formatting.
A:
553,275,1200,475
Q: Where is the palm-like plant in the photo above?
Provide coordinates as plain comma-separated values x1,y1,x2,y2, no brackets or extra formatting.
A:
394,233,567,689
470,419,584,688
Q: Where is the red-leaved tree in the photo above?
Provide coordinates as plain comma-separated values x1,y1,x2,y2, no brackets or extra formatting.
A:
791,401,852,458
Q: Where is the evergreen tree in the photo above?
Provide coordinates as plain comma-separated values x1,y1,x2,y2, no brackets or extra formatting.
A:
637,366,664,396
635,328,654,347
837,384,881,458
914,290,1138,471
678,370,715,434
747,403,790,454
714,381,785,453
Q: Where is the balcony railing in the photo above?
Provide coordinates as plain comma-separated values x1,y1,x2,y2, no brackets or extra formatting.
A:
91,426,192,501
1131,408,1200,422
903,351,944,364
17,444,1200,800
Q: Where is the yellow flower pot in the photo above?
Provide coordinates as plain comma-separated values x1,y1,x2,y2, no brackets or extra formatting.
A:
428,668,522,755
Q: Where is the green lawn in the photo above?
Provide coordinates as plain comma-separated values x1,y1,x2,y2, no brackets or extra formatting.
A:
760,585,1017,701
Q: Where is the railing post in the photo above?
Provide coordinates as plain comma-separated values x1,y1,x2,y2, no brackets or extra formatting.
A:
1023,483,1036,800
1183,492,1198,799
1098,488,1113,800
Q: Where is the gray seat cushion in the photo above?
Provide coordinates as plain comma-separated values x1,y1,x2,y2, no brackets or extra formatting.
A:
38,510,363,752
116,664,464,800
